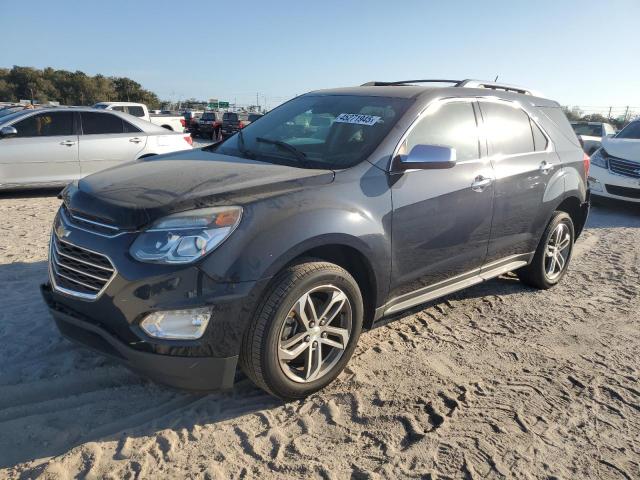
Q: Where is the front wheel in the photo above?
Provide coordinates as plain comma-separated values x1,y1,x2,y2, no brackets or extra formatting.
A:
240,260,363,400
517,211,575,289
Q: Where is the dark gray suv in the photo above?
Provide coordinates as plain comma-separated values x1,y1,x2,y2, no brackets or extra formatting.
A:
42,79,589,400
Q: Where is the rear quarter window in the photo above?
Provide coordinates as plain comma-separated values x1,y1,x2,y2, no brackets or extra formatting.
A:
539,107,581,147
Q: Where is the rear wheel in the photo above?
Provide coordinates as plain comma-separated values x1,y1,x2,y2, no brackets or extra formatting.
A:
240,260,363,400
517,211,574,289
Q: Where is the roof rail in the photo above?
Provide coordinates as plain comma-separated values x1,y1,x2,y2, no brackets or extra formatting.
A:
456,79,538,96
361,78,540,96
361,79,462,86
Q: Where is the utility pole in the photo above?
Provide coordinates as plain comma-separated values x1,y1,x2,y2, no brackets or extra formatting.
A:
608,106,612,120
624,106,630,123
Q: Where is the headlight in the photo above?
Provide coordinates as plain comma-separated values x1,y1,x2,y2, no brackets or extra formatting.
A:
130,206,242,264
590,148,608,168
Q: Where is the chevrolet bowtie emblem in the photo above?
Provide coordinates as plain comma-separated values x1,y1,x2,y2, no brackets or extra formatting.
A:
55,223,71,239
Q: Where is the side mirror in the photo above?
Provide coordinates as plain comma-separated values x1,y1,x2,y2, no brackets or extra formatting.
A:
0,126,17,138
395,144,456,170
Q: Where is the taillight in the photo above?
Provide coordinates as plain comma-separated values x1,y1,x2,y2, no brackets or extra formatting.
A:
583,152,590,180
183,135,193,146
180,118,186,127
238,121,244,129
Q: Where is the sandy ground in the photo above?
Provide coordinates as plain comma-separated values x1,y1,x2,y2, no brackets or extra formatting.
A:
0,191,638,480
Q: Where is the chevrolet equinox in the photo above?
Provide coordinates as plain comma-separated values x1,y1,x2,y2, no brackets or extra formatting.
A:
42,79,590,400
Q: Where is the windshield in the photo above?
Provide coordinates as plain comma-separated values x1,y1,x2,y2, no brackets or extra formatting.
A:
215,95,411,169
0,107,25,118
616,121,640,139
572,123,602,137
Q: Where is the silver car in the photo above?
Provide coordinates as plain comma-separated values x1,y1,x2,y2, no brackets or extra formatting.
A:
0,107,193,190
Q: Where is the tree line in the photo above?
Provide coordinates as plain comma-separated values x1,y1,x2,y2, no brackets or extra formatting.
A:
0,66,160,108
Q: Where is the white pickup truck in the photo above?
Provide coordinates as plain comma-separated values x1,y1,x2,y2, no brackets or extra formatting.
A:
93,102,186,132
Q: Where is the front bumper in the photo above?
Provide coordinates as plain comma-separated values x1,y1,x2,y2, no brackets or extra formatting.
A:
42,210,270,390
43,284,237,390
589,164,640,203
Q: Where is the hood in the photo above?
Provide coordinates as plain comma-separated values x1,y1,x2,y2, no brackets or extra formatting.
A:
66,149,334,229
602,137,640,161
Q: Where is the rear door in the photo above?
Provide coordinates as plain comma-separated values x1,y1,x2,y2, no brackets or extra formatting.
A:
78,111,147,175
0,111,79,186
478,99,557,264
389,99,495,302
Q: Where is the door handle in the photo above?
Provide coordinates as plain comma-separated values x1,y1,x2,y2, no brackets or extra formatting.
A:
60,140,76,146
129,137,143,143
539,161,553,174
471,175,493,192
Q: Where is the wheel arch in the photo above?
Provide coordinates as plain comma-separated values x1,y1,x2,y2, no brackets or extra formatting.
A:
555,195,588,238
261,235,382,329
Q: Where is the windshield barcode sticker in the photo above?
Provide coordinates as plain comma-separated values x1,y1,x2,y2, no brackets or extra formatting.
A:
335,113,382,126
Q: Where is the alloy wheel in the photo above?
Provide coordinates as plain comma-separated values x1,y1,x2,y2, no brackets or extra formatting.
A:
544,222,571,281
277,285,352,383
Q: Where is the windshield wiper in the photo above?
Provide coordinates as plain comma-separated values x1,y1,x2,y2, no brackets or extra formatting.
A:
255,137,309,166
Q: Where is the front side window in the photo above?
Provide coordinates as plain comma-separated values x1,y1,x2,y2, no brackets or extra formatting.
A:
127,106,145,117
216,95,411,169
481,102,535,155
13,112,74,137
81,112,124,134
400,101,479,161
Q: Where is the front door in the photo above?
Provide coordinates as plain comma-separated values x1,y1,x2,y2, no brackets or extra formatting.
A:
389,99,494,303
0,111,79,187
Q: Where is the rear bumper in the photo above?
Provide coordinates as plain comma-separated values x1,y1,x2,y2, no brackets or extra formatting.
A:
42,284,238,391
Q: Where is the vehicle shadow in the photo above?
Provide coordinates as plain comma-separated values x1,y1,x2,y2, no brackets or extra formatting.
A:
0,260,281,470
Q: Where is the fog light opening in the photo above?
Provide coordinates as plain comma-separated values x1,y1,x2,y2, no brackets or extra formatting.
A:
140,307,211,340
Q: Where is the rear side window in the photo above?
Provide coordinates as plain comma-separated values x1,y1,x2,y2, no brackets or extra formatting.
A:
13,112,74,137
530,119,548,151
403,101,479,161
123,120,141,133
481,102,534,155
539,107,581,147
81,112,124,134
111,106,125,112
126,106,145,117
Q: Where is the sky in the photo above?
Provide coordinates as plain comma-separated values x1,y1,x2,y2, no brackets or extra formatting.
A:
1,0,639,110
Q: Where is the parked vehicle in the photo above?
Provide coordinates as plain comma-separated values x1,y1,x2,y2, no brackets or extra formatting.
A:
588,120,640,202
184,110,203,135
42,79,589,400
249,113,263,123
0,107,192,189
571,121,616,155
220,112,250,137
197,111,223,139
93,102,186,132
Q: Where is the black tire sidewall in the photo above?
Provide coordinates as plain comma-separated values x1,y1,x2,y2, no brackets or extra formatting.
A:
261,268,363,399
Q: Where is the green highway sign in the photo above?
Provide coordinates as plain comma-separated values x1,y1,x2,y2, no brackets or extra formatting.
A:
207,103,217,109
218,101,229,108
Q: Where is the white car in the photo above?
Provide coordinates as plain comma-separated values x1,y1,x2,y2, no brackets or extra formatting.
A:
571,121,617,155
0,107,193,190
589,120,640,202
93,102,186,132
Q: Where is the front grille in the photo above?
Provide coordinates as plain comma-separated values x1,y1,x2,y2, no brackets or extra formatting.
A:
50,234,116,299
608,156,640,179
61,205,121,237
605,184,640,199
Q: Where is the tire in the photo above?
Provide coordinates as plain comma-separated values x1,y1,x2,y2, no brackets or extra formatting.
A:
517,211,575,289
240,259,363,400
